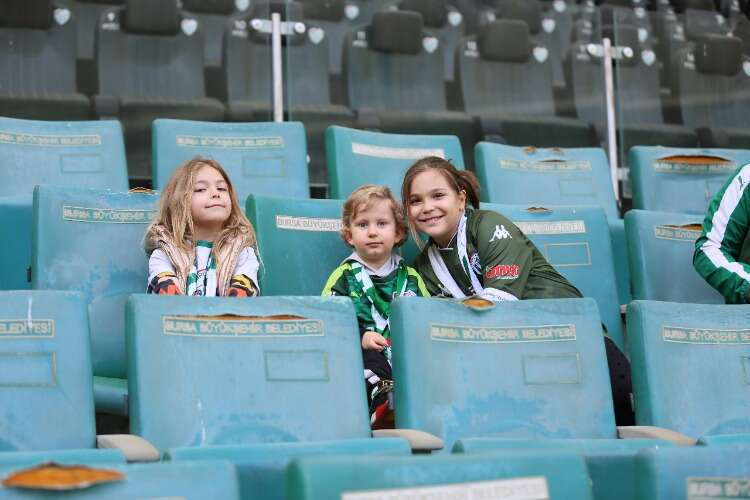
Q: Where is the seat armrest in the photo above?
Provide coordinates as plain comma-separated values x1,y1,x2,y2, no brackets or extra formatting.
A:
617,425,696,445
97,434,160,462
373,429,444,452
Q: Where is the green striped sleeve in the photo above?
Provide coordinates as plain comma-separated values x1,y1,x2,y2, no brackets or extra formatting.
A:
407,266,431,297
322,263,351,297
694,164,750,304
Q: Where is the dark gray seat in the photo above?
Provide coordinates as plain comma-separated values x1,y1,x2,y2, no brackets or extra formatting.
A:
457,19,596,147
224,1,355,190
343,10,478,167
671,33,750,147
93,0,226,182
0,0,91,120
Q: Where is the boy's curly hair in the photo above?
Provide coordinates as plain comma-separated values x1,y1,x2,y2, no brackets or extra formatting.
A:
340,184,407,248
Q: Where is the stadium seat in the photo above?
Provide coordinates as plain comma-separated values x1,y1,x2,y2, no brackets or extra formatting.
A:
625,209,723,303
629,146,750,213
636,446,750,500
127,294,412,497
0,0,91,120
223,1,355,190
389,296,617,451
628,300,750,438
397,0,466,84
0,461,240,499
325,125,465,200
456,19,596,148
486,203,625,350
0,290,123,462
93,0,226,181
0,117,129,291
474,142,631,307
246,195,346,295
455,438,671,500
342,11,478,167
288,450,594,499
670,33,750,148
152,119,310,200
32,185,159,415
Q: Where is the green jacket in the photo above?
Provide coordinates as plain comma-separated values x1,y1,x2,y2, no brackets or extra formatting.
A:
322,257,430,337
413,209,582,300
694,164,750,304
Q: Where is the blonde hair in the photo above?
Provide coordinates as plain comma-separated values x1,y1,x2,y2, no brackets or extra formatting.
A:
145,157,256,253
341,184,407,247
401,156,480,246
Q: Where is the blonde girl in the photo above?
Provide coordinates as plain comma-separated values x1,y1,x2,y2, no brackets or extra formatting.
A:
144,157,260,297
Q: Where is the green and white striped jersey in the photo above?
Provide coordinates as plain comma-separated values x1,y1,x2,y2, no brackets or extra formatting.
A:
694,163,750,304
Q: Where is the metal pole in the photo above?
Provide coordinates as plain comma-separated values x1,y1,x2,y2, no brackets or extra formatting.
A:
602,37,620,205
271,12,283,123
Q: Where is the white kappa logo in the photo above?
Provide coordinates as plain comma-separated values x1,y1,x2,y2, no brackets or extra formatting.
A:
490,224,512,242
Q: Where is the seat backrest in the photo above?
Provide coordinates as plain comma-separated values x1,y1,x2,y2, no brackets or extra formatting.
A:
672,34,745,129
636,446,750,500
0,461,240,499
343,10,449,112
487,203,624,349
95,0,208,99
32,185,159,379
0,291,95,451
0,117,129,200
629,146,750,213
390,296,616,450
224,2,333,107
398,0,465,82
625,209,724,303
474,142,619,220
181,0,241,69
628,300,750,437
152,119,309,200
0,0,78,95
325,125,465,200
246,195,347,295
457,19,557,116
289,450,593,499
127,294,370,452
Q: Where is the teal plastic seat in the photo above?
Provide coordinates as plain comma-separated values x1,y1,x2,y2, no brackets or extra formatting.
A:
325,125,465,200
474,142,631,307
636,446,750,500
454,438,671,500
390,297,615,451
0,290,121,461
0,117,128,290
486,203,624,350
0,449,124,468
127,295,409,498
628,300,750,439
0,461,240,499
629,146,750,214
288,450,594,499
625,209,723,303
152,119,310,201
32,185,159,415
246,195,347,295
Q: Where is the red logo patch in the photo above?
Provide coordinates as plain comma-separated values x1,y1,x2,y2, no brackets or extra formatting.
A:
485,264,520,280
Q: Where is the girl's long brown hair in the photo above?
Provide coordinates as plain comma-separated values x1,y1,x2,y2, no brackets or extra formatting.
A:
401,156,480,245
145,157,256,254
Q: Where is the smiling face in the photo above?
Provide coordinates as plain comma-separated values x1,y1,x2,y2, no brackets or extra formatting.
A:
407,169,466,247
345,198,403,270
190,165,231,240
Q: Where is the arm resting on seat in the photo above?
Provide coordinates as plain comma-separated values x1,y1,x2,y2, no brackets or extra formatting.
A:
617,426,696,445
373,429,444,452
97,434,161,462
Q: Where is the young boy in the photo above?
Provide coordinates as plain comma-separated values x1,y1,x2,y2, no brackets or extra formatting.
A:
322,185,429,428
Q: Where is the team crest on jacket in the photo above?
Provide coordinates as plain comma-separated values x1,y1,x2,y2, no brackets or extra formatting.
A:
485,264,520,280
490,224,512,242
469,252,482,274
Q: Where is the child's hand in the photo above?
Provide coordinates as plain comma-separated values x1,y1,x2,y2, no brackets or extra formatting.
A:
362,331,389,351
